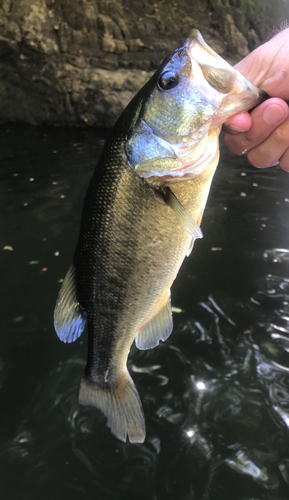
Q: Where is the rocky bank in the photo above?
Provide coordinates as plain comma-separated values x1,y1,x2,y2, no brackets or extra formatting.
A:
0,0,287,126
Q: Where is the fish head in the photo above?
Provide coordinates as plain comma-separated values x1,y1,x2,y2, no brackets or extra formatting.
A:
126,30,265,181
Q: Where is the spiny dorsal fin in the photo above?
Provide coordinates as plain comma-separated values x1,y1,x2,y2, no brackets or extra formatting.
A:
54,262,86,343
162,187,203,239
135,292,173,350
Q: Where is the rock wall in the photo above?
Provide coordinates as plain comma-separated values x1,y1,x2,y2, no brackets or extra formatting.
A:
0,0,287,126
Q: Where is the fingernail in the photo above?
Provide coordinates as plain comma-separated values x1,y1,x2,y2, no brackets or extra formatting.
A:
262,103,287,125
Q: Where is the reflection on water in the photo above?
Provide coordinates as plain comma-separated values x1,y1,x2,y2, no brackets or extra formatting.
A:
263,248,289,264
1,125,289,499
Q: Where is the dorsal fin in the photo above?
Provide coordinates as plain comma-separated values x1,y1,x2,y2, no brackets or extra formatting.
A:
54,262,87,343
135,292,173,350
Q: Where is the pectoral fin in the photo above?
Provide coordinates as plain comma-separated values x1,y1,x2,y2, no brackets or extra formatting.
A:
162,187,203,239
54,262,87,343
135,293,173,350
186,237,195,256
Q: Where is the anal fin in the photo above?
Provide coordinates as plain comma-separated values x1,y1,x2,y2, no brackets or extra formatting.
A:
54,262,87,343
135,292,173,350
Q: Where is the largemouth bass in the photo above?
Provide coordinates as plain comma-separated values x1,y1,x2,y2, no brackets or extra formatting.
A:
54,30,264,443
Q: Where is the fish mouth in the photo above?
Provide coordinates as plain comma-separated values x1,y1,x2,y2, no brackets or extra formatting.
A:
186,30,265,120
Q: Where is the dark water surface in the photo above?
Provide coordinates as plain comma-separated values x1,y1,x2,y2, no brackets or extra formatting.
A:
1,124,289,500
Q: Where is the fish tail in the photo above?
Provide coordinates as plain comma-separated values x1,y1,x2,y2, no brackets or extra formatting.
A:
78,373,146,444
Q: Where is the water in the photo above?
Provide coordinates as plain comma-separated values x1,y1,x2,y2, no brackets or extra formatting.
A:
1,124,289,500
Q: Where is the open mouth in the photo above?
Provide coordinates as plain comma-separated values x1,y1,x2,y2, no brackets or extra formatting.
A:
186,30,264,120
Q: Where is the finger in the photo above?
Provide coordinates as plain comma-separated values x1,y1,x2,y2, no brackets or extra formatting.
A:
247,116,289,168
224,98,289,155
233,28,289,99
222,112,252,134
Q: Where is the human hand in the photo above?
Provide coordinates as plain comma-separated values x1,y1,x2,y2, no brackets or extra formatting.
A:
223,28,289,172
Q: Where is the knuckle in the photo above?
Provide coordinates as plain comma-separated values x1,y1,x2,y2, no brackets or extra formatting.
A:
244,133,259,146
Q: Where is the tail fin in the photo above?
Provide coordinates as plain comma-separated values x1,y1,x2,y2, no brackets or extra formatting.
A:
78,373,146,444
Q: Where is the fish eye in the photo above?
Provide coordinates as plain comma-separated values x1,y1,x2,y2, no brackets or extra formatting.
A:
158,71,180,91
